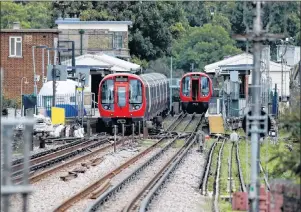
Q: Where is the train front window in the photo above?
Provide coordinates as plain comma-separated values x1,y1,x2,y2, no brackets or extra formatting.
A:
129,80,142,104
101,79,114,103
117,87,126,107
181,76,190,96
200,76,209,96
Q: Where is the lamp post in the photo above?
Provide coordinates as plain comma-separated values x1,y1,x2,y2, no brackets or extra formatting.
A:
21,77,29,116
32,45,48,95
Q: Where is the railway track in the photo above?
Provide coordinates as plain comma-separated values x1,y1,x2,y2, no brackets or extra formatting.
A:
12,137,107,175
12,137,85,166
52,137,171,212
13,136,130,184
126,134,197,212
85,135,187,212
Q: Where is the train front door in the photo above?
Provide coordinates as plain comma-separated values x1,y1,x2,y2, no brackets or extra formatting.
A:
115,83,129,115
191,78,199,101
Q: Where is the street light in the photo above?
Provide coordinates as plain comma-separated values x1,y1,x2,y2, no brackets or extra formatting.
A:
32,45,48,95
21,77,29,116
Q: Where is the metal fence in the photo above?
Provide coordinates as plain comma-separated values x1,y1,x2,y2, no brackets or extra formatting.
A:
1,118,35,212
36,92,96,118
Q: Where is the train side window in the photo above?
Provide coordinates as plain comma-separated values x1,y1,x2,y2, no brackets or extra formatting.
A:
101,79,114,103
129,80,142,104
200,77,209,96
181,76,190,96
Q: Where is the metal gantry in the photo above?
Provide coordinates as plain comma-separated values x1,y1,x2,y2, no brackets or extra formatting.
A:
1,117,35,212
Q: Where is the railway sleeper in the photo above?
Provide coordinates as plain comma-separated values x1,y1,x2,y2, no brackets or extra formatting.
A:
89,137,178,211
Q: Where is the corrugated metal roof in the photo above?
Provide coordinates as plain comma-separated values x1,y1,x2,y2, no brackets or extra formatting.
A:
204,53,291,73
61,54,140,72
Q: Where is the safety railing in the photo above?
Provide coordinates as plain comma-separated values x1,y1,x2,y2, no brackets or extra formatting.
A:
1,117,35,212
35,93,96,118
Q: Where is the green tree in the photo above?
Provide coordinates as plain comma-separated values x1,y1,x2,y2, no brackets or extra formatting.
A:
173,24,241,72
1,1,52,29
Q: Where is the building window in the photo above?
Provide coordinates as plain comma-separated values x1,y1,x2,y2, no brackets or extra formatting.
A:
113,32,123,49
9,36,22,57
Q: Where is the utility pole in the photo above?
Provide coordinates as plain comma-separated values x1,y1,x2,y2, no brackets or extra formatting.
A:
233,2,284,211
52,65,56,107
170,56,173,111
250,3,262,211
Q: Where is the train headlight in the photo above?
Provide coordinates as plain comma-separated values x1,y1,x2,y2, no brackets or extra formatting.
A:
135,105,140,110
104,105,108,110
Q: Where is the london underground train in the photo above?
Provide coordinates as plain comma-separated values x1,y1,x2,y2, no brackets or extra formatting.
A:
98,73,170,133
180,72,213,114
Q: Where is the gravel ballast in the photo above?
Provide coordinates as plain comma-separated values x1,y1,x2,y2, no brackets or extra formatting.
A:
98,148,179,212
149,148,209,212
8,141,162,212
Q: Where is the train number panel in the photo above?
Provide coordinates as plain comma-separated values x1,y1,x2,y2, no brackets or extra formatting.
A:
98,73,170,133
180,72,213,114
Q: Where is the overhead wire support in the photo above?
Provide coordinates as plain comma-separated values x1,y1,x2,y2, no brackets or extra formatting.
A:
232,1,285,212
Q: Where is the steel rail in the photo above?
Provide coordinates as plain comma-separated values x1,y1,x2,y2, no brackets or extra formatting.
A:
182,113,196,132
12,138,109,178
85,135,185,212
12,137,84,165
12,138,105,173
138,134,197,212
213,139,226,212
165,112,183,132
199,141,218,195
174,113,191,132
188,113,204,133
53,137,169,212
167,113,186,132
13,137,126,184
236,142,247,192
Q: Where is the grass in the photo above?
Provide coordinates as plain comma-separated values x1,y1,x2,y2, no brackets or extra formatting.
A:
220,142,231,195
173,139,185,148
207,142,220,193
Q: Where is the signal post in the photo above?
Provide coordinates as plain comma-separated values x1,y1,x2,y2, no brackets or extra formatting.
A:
233,2,283,211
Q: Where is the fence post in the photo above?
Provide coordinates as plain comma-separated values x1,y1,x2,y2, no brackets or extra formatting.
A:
114,125,117,153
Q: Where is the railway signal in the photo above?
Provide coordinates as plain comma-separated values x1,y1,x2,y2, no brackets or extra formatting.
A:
242,110,272,138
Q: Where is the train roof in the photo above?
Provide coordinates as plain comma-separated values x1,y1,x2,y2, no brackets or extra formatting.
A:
182,72,210,78
102,72,168,87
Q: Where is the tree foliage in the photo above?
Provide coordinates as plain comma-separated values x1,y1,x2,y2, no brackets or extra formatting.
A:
1,1,300,65
172,24,241,72
1,1,53,29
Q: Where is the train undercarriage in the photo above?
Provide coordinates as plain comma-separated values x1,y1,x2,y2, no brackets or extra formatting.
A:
181,102,209,114
97,109,169,135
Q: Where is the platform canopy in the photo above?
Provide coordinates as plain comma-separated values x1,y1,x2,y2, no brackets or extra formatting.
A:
61,53,141,72
204,53,291,74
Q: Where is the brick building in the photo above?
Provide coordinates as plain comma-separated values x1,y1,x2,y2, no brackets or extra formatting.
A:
55,18,132,60
0,23,60,100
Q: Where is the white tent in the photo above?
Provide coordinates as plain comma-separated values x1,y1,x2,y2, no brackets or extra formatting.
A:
38,80,78,96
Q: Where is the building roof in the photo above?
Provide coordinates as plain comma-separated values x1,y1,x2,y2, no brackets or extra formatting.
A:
55,18,132,25
61,53,140,72
204,53,291,73
1,29,60,33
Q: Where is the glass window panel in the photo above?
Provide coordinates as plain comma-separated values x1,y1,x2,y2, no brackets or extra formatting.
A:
129,80,142,104
10,38,15,56
181,76,190,96
201,76,209,96
117,87,126,107
101,79,114,103
16,42,22,56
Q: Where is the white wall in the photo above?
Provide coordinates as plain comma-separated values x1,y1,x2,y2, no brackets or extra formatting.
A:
57,23,129,32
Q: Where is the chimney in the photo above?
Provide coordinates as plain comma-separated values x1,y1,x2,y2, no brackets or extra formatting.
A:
13,22,20,29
